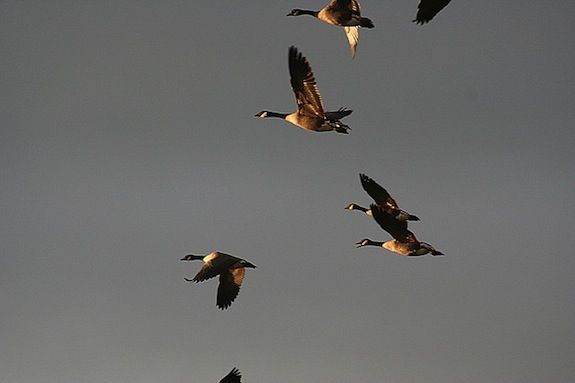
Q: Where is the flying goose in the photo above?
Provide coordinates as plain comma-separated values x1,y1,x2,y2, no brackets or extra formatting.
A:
181,252,256,310
287,0,374,58
219,368,242,383
346,173,420,221
356,204,443,256
255,46,352,134
413,0,451,24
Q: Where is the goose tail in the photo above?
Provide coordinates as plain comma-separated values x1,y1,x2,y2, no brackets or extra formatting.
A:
360,17,374,28
335,124,350,134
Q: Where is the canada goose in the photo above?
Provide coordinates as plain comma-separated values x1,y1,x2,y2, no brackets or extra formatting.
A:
346,173,420,221
287,0,374,58
219,368,241,383
181,252,256,310
255,46,352,134
356,204,443,256
413,0,451,24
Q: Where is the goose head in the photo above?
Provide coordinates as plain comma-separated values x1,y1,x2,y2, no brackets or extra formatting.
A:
345,203,371,215
180,254,204,261
254,111,269,118
287,9,304,16
355,238,376,248
345,203,359,210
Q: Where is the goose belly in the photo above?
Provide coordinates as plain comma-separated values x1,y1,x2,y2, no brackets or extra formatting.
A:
383,240,412,256
286,113,331,132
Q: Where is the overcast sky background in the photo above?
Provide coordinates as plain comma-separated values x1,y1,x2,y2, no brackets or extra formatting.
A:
2,1,575,382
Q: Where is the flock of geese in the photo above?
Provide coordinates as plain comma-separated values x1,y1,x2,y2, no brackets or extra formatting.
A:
182,0,452,380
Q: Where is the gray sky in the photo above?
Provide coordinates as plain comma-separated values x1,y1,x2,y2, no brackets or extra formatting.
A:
2,1,575,382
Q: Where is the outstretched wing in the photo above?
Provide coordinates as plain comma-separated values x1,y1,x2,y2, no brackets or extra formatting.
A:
348,0,361,14
344,26,359,58
216,267,246,310
360,174,399,208
413,0,451,24
191,263,220,282
370,204,416,243
288,46,325,117
192,253,239,282
219,368,242,383
327,0,361,14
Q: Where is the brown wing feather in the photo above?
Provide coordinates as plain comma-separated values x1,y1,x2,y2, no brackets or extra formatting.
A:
327,0,360,14
288,46,325,117
216,267,245,310
324,0,343,12
360,174,399,208
192,263,220,282
370,204,416,243
347,0,361,14
321,0,359,25
192,253,239,282
344,26,359,58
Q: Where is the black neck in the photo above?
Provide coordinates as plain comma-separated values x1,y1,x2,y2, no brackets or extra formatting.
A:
266,111,289,119
299,9,319,17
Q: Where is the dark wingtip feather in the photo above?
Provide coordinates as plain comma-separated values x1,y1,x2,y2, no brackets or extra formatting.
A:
413,18,429,25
